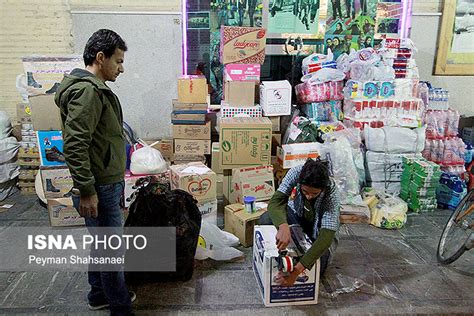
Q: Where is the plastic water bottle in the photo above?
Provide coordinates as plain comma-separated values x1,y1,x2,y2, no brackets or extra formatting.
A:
423,139,432,161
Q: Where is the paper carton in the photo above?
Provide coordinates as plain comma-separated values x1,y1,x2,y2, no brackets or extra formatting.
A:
40,166,73,198
124,171,170,208
37,130,66,167
17,103,32,123
230,166,275,203
174,139,211,155
178,76,208,104
219,117,272,169
173,121,211,140
47,198,85,227
29,95,62,130
223,170,232,205
171,111,207,125
224,203,267,247
253,225,320,307
221,26,267,65
220,105,262,118
170,162,216,203
260,81,292,116
224,64,261,81
197,199,218,225
268,116,280,132
224,81,256,107
211,142,223,174
172,99,208,111
172,154,207,165
277,143,321,169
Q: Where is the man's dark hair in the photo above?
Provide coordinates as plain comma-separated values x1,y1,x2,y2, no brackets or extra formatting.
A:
83,29,127,66
299,159,331,190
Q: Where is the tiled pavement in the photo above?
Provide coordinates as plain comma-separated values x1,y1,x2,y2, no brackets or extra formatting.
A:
0,193,472,315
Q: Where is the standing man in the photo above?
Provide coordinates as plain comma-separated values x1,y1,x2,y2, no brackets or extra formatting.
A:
259,159,340,285
331,0,343,20
54,29,135,315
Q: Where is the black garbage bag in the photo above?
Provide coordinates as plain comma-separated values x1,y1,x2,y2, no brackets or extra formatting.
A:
124,176,201,283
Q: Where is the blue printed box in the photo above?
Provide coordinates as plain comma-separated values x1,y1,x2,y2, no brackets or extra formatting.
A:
253,225,320,306
37,130,66,167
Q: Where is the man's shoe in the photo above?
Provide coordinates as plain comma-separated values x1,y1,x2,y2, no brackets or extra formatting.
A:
45,146,66,163
45,82,60,94
88,291,137,311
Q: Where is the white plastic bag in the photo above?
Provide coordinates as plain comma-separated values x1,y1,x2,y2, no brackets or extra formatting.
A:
130,140,167,175
195,221,243,261
0,112,12,140
0,137,20,164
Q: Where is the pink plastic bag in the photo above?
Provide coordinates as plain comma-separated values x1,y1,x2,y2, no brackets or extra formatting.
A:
295,80,344,103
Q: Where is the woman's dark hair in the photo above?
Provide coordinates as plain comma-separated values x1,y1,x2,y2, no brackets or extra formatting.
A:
299,159,331,190
83,29,128,66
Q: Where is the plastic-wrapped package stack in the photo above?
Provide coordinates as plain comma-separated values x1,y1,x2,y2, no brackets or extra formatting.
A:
0,111,20,200
436,172,467,210
338,40,424,130
422,108,466,175
364,126,426,194
399,156,441,213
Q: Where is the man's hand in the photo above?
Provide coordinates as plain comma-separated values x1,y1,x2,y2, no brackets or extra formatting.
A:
274,262,306,286
79,194,98,218
276,223,291,250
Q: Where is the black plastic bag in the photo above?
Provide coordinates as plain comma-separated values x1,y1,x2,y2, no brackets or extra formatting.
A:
125,176,201,283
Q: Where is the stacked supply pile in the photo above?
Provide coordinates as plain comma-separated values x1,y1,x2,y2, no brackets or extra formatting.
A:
364,126,425,194
16,104,38,194
400,156,441,213
0,112,20,199
340,40,423,130
172,76,210,165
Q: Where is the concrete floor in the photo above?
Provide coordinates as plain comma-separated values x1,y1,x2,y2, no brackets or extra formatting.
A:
0,192,473,315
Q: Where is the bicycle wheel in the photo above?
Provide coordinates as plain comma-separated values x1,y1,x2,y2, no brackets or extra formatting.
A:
437,190,474,265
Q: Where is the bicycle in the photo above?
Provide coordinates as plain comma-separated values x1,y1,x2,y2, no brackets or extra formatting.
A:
437,190,474,264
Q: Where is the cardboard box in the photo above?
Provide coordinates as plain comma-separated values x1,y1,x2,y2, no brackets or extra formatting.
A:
172,121,211,140
219,117,272,169
172,154,207,165
124,171,170,208
171,112,207,125
174,139,211,155
253,225,320,306
29,95,62,130
224,81,256,107
178,76,208,104
197,199,218,225
47,198,85,227
260,81,292,116
37,130,66,167
17,103,32,123
269,116,280,132
220,105,262,118
170,162,217,203
277,143,321,169
41,166,73,198
221,26,266,65
224,64,261,81
211,142,223,174
224,203,267,247
144,139,173,162
216,173,224,197
230,166,275,203
172,99,208,111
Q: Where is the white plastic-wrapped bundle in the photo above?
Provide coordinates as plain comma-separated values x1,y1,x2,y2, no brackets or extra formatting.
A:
364,126,425,153
0,161,19,183
0,137,20,164
365,151,421,183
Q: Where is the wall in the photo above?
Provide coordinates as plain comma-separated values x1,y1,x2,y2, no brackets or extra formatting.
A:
410,3,474,117
0,0,179,121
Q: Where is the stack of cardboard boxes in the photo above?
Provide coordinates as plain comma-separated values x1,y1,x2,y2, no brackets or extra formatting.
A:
17,102,39,194
172,76,210,165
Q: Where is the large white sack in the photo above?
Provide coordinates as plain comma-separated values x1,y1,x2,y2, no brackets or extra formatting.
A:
0,137,20,164
364,126,425,153
371,181,402,195
0,161,19,184
365,151,421,182
0,111,12,140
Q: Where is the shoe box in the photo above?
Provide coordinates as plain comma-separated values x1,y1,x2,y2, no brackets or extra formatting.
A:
28,95,62,131
47,197,85,227
37,130,66,167
40,166,73,199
